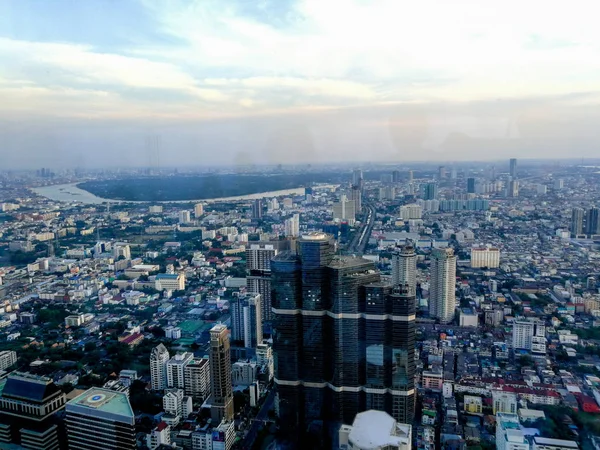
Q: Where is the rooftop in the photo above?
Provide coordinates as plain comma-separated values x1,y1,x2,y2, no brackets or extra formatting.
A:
348,410,411,449
66,388,134,423
533,437,578,448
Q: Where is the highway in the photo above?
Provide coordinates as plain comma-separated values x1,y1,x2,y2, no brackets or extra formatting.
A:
346,203,375,255
240,388,276,450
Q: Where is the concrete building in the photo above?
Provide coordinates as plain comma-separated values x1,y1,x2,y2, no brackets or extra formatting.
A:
470,246,500,268
179,210,192,224
509,158,518,179
532,437,579,450
209,324,234,423
246,244,277,322
0,351,17,371
464,395,483,414
194,203,204,217
167,352,194,389
399,204,422,220
147,422,170,449
232,361,258,387
113,243,131,260
284,214,300,237
66,388,135,450
149,205,163,214
496,413,529,450
513,319,546,353
150,344,170,391
184,357,211,402
155,273,185,291
571,207,585,236
391,242,416,291
508,179,519,198
492,391,518,415
429,248,457,324
333,195,356,223
256,341,274,381
230,293,263,348
163,388,184,418
338,410,412,450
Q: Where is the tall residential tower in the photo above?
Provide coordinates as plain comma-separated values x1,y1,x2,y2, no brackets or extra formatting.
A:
429,248,457,324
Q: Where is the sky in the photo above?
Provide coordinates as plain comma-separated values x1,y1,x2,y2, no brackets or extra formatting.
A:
1,0,600,168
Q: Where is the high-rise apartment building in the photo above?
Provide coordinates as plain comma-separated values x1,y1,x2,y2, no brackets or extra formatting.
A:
422,183,438,200
508,179,519,198
252,199,263,220
587,207,600,235
332,195,356,222
184,357,211,402
272,233,415,437
509,158,517,179
470,246,500,268
113,243,131,260
429,248,457,324
571,207,585,236
351,185,362,213
230,293,263,348
209,324,234,423
284,214,300,237
352,169,363,188
0,350,17,371
391,242,416,291
166,352,194,389
496,412,529,450
512,319,546,353
179,210,191,224
392,170,401,183
150,344,170,391
66,388,135,450
194,203,204,217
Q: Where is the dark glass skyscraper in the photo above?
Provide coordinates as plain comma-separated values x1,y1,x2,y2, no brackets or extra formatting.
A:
272,233,415,443
467,177,476,194
587,207,599,235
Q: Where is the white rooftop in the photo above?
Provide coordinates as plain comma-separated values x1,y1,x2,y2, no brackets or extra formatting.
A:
348,410,411,450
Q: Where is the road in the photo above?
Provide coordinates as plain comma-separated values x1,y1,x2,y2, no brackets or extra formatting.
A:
346,203,375,255
240,388,276,450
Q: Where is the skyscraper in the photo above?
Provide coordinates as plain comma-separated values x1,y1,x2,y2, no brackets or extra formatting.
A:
66,388,135,450
352,169,363,188
284,214,300,237
422,182,438,200
184,357,211,402
272,233,416,439
429,248,457,324
194,203,204,217
351,185,362,213
438,166,446,180
251,199,263,220
571,207,585,236
509,158,517,179
209,324,234,423
230,292,263,348
391,241,416,292
332,194,356,222
246,244,277,322
392,170,401,183
150,344,170,391
467,177,476,194
508,179,519,198
166,352,194,389
587,207,600,235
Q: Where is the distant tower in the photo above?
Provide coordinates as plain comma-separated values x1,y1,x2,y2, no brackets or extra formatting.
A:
407,170,414,183
509,158,517,179
422,182,438,200
392,241,417,292
571,207,585,236
252,199,263,220
429,248,457,324
508,180,519,198
587,207,600,235
438,166,446,180
150,344,170,391
467,177,476,194
246,244,278,322
209,324,234,423
352,169,363,188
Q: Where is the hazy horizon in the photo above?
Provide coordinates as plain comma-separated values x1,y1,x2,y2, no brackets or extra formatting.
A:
2,0,600,168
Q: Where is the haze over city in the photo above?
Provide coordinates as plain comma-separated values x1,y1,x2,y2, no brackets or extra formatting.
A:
1,0,600,168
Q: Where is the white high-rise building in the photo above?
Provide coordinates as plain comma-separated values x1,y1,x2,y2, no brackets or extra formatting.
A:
256,341,274,381
513,319,546,353
391,242,416,292
194,203,204,217
399,204,422,220
179,210,192,224
147,422,171,449
167,352,194,389
332,195,356,223
470,246,501,268
496,413,529,450
0,350,17,371
113,243,131,260
246,245,277,271
184,357,211,401
429,248,457,324
163,388,184,418
284,214,300,237
150,344,170,391
492,391,518,415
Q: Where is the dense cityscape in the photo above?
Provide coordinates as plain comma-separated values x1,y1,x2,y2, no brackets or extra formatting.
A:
0,159,600,449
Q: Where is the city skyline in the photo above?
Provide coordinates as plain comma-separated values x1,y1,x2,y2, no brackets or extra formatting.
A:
2,1,600,167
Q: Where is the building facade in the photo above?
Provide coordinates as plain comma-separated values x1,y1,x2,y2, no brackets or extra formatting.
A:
391,242,416,291
209,324,234,424
150,344,170,391
428,248,457,324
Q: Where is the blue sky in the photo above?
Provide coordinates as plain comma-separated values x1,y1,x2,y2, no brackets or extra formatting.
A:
1,0,599,167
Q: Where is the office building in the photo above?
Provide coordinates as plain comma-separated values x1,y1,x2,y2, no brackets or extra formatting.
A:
513,319,546,353
179,210,192,224
194,203,204,217
496,413,529,450
508,179,519,198
113,243,131,260
422,183,438,200
587,207,600,235
0,350,16,371
429,248,457,324
251,199,263,220
351,185,362,213
155,273,185,291
184,357,210,402
209,324,234,423
230,293,263,348
467,177,476,194
284,214,300,237
0,372,66,450
332,195,356,223
339,410,412,450
66,388,135,450
272,233,414,434
246,244,277,322
391,242,416,291
392,170,401,183
167,352,194,389
492,391,518,415
150,344,170,391
352,169,363,188
438,166,446,180
571,207,585,236
470,246,500,268
509,158,517,179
